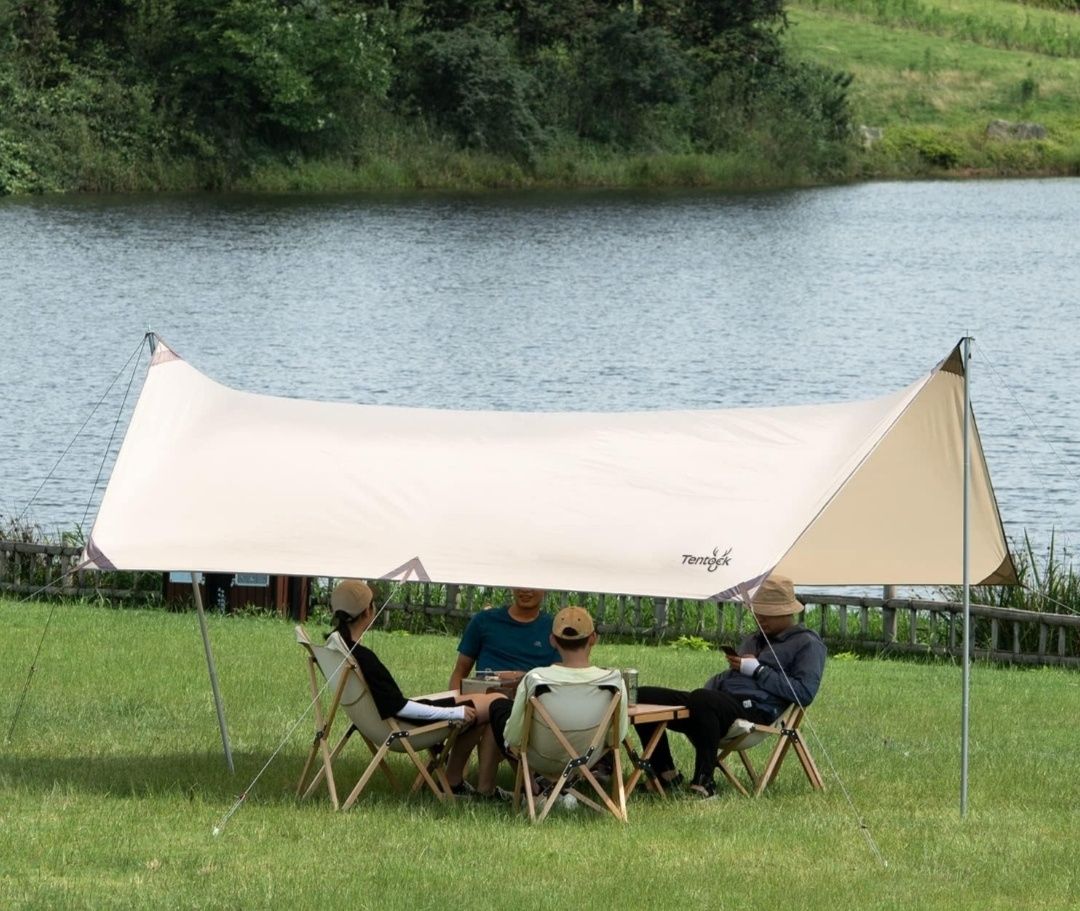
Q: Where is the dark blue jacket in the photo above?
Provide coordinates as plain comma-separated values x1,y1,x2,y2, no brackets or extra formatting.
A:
704,624,826,721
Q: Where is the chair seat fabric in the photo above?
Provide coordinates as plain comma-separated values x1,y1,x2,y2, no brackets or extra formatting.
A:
527,678,621,777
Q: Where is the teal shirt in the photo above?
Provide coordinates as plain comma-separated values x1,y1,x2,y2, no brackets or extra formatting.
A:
457,606,559,673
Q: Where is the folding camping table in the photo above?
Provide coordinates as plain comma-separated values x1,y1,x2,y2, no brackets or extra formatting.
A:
623,703,690,798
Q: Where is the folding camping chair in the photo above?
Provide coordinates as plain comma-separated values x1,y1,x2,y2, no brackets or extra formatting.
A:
512,673,627,824
294,626,461,810
714,704,825,797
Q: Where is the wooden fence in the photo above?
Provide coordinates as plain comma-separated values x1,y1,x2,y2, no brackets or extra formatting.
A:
0,541,160,601
385,584,1080,668
3,540,1078,667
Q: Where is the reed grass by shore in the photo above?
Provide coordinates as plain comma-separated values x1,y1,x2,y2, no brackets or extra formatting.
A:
1,601,1077,910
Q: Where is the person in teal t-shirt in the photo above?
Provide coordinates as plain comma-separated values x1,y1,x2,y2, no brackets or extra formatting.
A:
449,588,559,690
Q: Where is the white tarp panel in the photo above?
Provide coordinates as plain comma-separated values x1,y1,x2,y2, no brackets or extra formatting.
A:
83,340,1013,597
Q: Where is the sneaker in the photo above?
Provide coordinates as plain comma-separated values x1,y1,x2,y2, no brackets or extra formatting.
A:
471,784,514,803
448,780,478,799
658,771,685,792
689,780,716,800
591,753,614,786
553,791,578,811
537,780,579,811
531,773,552,795
491,785,515,803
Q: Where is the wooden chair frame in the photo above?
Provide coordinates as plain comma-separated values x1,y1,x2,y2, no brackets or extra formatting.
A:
715,704,824,797
294,627,460,810
512,690,627,824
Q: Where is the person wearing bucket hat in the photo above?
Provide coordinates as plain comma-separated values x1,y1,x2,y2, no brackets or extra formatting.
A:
327,579,509,796
633,575,827,798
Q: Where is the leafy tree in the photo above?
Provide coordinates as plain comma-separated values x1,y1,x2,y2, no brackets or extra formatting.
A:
572,11,692,147
504,0,624,54
2,0,64,83
410,22,543,161
167,1,393,150
642,0,787,47
53,0,133,52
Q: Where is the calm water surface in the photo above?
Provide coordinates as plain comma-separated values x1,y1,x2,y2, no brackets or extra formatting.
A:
1,180,1077,573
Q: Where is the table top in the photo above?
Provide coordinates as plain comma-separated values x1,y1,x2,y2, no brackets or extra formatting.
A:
446,689,690,724
627,703,689,724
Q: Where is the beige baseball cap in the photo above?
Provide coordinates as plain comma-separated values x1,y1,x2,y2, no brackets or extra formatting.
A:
552,605,595,640
330,579,373,618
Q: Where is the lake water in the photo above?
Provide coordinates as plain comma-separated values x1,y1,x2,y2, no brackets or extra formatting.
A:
1,180,1077,575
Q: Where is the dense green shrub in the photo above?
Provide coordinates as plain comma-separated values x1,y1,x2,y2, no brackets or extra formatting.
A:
570,12,693,147
882,126,966,169
409,23,543,162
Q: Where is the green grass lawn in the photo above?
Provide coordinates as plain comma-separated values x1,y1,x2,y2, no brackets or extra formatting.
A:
2,601,1078,910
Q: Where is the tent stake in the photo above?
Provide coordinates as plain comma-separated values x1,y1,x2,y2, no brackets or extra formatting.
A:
961,336,972,817
192,577,235,774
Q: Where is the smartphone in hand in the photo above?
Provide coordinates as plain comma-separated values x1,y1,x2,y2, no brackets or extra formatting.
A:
721,645,738,657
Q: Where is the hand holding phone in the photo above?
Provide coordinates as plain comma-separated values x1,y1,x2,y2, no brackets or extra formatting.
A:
721,645,738,657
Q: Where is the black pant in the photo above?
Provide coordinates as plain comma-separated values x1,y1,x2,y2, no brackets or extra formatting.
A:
634,685,771,785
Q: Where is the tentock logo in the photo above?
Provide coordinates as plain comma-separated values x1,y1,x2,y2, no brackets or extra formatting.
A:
681,547,733,572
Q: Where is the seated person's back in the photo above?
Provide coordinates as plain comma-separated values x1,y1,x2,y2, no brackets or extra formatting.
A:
493,605,628,756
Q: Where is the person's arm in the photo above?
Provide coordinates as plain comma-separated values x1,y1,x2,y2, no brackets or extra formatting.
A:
449,613,483,689
449,653,475,691
747,637,827,707
501,674,532,751
396,700,467,723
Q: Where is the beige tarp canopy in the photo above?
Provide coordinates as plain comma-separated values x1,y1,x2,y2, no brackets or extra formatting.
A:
83,338,1015,597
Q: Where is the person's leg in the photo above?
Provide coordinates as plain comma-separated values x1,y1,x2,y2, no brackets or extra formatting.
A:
454,691,505,723
476,725,503,793
634,686,692,780
477,697,514,795
445,725,485,787
445,693,508,786
682,689,747,787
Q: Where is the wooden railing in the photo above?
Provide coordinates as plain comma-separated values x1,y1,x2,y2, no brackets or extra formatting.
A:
3,540,1077,666
0,541,161,602
388,584,1080,668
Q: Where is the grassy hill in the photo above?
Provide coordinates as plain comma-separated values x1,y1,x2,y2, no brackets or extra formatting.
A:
786,0,1080,176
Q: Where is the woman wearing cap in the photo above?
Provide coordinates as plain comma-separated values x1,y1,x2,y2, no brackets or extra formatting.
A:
329,579,508,796
634,575,826,798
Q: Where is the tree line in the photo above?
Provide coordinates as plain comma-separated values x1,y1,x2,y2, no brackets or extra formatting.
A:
0,1,854,193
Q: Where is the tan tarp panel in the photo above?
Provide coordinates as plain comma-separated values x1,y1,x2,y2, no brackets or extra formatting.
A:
83,339,1014,597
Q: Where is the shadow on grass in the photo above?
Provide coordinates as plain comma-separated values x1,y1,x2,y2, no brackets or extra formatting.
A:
0,750,372,804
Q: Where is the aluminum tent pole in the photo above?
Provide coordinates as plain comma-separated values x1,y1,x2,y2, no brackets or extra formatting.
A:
960,336,972,817
151,332,233,773
192,577,235,774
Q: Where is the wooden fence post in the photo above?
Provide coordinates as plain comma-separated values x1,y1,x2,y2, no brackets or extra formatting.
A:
882,585,898,643
652,597,668,638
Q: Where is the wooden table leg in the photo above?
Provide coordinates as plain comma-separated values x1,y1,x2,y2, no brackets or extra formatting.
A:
623,722,670,799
